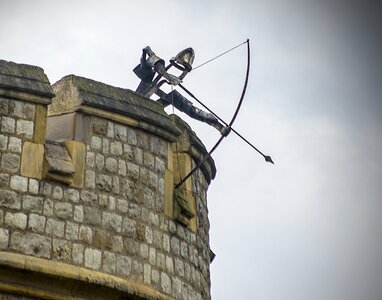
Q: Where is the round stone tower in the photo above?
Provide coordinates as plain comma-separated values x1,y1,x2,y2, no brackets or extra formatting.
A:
0,60,216,299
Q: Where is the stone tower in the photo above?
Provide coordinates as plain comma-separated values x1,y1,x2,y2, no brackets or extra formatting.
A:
0,60,216,300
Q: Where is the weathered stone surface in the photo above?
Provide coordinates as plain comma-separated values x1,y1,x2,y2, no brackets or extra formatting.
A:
43,198,53,216
63,189,80,202
5,212,27,229
9,101,35,120
105,157,118,173
45,141,75,174
10,175,28,192
74,205,83,222
10,232,51,258
102,211,122,233
16,120,34,139
96,174,112,192
53,238,71,262
72,243,84,265
103,251,117,273
28,179,39,194
0,134,7,151
52,186,63,200
54,202,72,219
28,213,46,233
8,137,21,153
45,218,65,237
0,190,21,209
1,153,20,173
79,226,93,244
0,98,9,114
65,221,79,240
80,190,97,206
0,59,54,98
83,206,101,225
0,228,9,249
161,272,172,294
116,255,132,277
1,117,15,133
23,195,43,213
84,248,102,270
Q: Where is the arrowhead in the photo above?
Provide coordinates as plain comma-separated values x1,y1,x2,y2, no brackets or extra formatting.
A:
264,156,274,164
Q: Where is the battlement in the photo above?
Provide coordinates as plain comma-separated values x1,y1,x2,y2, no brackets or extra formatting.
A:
0,60,215,300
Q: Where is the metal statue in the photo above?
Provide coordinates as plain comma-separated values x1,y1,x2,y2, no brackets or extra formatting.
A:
134,46,229,136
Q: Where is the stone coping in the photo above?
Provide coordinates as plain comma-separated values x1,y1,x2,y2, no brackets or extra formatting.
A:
49,75,181,141
0,60,54,103
0,251,174,300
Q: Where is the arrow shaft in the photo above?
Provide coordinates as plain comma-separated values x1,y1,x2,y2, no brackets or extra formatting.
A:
178,83,267,158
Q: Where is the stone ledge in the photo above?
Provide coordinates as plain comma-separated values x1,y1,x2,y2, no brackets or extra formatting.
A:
0,251,174,300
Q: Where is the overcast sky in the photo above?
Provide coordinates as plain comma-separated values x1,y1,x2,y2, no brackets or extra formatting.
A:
1,1,382,299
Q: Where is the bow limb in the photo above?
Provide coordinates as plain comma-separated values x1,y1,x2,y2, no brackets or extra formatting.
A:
175,39,250,190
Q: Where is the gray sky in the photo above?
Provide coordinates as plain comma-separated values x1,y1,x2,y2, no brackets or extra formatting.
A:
1,0,382,299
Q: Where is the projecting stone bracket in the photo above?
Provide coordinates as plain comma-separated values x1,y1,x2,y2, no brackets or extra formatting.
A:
20,140,85,187
173,189,195,227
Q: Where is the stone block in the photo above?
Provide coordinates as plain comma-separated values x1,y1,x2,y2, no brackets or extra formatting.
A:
116,199,128,213
102,138,109,154
1,153,20,173
92,118,108,136
86,152,95,168
72,243,84,265
85,170,95,188
161,272,172,294
45,218,65,237
110,141,123,155
118,159,126,176
63,188,80,202
84,248,102,270
166,256,174,273
9,100,35,120
52,186,63,200
74,205,83,222
8,137,21,153
10,232,51,258
84,206,101,225
29,178,39,194
116,255,132,277
157,252,166,270
105,157,118,173
65,140,86,188
0,228,9,249
144,263,151,284
80,190,98,206
122,217,136,238
95,153,104,171
79,226,93,244
102,211,122,233
28,213,46,233
1,117,15,133
5,212,27,230
16,119,34,139
103,251,116,273
96,174,112,192
115,124,127,141
52,238,72,262
54,202,73,219
43,198,53,216
0,190,21,209
90,136,102,151
174,258,184,277
10,175,28,192
23,195,43,213
20,142,44,179
65,221,79,240
0,98,9,114
0,134,7,151
33,104,47,144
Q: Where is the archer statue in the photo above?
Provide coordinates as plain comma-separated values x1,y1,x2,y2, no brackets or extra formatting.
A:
133,46,229,136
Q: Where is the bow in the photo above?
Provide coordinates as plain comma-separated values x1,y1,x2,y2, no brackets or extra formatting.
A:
175,39,253,189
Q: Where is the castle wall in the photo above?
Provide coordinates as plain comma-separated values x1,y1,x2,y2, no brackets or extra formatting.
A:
0,61,215,300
